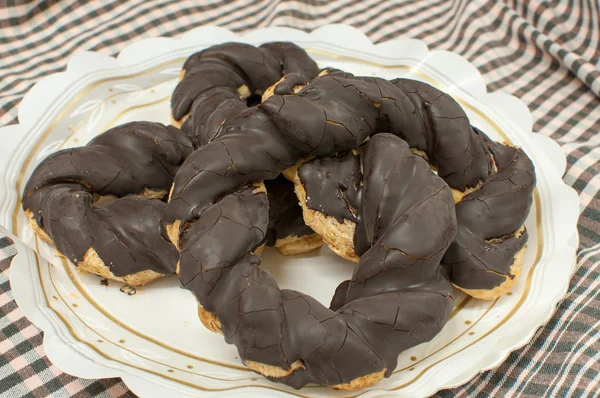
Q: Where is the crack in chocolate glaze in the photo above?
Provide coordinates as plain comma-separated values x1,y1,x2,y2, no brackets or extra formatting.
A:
23,122,194,277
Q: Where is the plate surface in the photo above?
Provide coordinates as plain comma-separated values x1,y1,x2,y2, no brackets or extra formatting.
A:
0,25,580,398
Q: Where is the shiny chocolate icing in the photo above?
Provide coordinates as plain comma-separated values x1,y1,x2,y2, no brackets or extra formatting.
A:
442,131,535,289
23,39,535,390
173,42,320,248
167,44,485,388
295,76,536,291
298,151,361,224
173,133,455,388
23,121,193,276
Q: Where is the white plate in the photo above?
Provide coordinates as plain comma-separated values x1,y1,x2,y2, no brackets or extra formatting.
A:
0,25,580,397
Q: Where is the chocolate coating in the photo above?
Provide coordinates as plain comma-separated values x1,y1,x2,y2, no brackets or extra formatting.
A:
273,73,308,96
181,86,243,148
388,78,492,191
298,151,361,224
169,43,534,388
264,176,314,245
174,135,455,388
172,42,319,121
168,45,466,388
173,43,319,246
33,184,178,276
292,77,536,291
169,42,319,225
23,122,193,276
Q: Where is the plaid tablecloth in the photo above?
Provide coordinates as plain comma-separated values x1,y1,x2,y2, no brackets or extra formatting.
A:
1,1,599,397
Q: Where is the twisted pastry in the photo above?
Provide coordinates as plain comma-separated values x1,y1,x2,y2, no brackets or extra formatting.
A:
166,45,458,390
172,41,320,131
443,128,534,298
291,74,535,299
23,122,193,286
389,79,535,299
171,42,323,255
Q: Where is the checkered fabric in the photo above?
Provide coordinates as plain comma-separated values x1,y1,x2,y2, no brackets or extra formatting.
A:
1,1,599,397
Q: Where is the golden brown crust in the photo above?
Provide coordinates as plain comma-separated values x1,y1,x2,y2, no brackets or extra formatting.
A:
77,248,164,287
253,243,266,257
139,188,168,200
25,209,53,244
455,243,525,300
282,156,314,181
25,186,172,287
292,170,359,262
451,183,481,203
196,299,385,390
237,84,251,99
244,357,384,391
261,76,306,103
410,147,429,161
171,116,182,129
274,233,323,255
252,181,267,194
166,219,181,250
332,368,387,391
168,182,174,202
261,83,277,103
197,304,223,334
245,359,305,378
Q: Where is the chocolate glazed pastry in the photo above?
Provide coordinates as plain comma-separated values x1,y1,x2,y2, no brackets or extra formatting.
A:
166,53,458,389
22,122,193,286
290,74,536,300
443,129,535,298
387,78,535,299
171,42,322,255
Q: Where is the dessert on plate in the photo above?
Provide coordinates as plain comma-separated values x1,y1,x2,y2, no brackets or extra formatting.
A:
22,42,535,390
